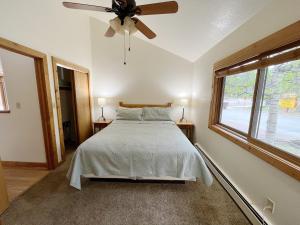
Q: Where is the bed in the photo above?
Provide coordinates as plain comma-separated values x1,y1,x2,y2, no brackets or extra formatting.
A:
67,102,213,190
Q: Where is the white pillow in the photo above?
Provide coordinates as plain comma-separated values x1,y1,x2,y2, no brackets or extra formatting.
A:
143,107,172,121
116,107,143,121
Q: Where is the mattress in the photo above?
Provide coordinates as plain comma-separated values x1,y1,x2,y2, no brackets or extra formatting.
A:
67,120,213,190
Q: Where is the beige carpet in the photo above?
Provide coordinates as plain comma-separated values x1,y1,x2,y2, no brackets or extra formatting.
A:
1,154,251,225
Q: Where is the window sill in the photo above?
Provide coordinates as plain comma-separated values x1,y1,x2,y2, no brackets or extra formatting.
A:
208,124,300,181
0,110,10,113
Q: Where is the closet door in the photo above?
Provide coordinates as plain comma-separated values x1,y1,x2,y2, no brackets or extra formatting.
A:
0,162,9,214
73,71,92,144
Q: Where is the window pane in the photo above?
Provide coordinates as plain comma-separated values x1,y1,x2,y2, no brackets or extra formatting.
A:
254,59,300,157
220,70,257,133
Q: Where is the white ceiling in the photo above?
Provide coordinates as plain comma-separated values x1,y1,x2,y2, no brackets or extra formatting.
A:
73,0,271,62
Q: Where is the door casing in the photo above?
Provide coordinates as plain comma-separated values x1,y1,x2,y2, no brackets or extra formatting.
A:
0,37,57,169
51,57,93,163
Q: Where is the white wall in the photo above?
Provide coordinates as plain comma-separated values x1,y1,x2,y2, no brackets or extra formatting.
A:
0,0,93,162
191,1,300,225
90,18,194,120
0,49,46,163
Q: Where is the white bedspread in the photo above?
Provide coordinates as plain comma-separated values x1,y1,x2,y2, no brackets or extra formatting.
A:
67,120,213,190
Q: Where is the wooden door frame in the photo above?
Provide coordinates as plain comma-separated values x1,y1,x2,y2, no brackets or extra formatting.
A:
51,56,92,162
0,37,57,169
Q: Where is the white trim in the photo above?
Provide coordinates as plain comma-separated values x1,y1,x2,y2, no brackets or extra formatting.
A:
195,143,271,225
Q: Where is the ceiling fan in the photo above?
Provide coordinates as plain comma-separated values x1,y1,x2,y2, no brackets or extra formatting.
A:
63,0,179,39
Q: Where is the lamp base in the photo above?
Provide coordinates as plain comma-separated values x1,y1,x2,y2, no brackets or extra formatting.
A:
179,117,187,123
180,107,186,123
98,106,106,121
98,116,106,122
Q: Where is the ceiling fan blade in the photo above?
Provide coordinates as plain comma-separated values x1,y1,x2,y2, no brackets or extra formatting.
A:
135,1,178,15
132,18,156,39
62,2,113,12
105,26,116,37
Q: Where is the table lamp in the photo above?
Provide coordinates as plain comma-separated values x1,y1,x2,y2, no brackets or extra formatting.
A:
179,98,189,122
97,97,107,121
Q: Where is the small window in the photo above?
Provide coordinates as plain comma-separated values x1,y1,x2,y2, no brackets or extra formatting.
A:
220,70,257,133
0,58,9,112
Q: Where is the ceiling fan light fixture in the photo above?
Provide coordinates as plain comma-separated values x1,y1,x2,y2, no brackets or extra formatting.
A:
109,17,138,35
109,17,124,34
123,17,138,34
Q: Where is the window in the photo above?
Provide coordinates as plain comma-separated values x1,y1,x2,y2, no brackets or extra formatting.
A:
220,70,257,133
209,20,300,181
0,58,9,112
253,60,300,157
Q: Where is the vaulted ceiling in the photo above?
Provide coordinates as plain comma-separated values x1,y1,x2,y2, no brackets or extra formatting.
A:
71,0,271,62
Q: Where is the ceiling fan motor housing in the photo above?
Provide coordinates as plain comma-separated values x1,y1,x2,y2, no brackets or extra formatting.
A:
112,0,137,25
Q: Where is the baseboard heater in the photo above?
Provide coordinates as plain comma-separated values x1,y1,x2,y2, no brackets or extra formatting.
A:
195,144,268,225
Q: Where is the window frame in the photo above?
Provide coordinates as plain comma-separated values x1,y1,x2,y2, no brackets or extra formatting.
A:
209,21,300,181
0,74,9,113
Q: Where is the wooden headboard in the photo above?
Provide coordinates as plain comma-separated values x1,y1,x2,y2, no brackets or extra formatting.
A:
119,102,172,108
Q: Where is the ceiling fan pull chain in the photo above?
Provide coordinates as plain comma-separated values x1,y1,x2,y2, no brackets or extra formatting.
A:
128,32,131,52
123,33,127,65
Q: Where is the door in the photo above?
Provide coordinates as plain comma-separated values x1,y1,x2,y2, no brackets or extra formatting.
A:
0,162,9,214
73,71,92,144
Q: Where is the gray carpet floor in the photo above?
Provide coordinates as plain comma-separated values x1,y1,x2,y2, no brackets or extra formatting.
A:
1,153,251,225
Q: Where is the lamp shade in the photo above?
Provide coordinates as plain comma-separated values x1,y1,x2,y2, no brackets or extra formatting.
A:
97,97,106,107
179,98,189,107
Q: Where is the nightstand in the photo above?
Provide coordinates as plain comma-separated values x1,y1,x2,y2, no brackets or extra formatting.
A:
176,121,194,143
93,119,113,134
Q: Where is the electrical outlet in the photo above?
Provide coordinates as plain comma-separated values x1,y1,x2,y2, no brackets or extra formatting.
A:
263,198,275,214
